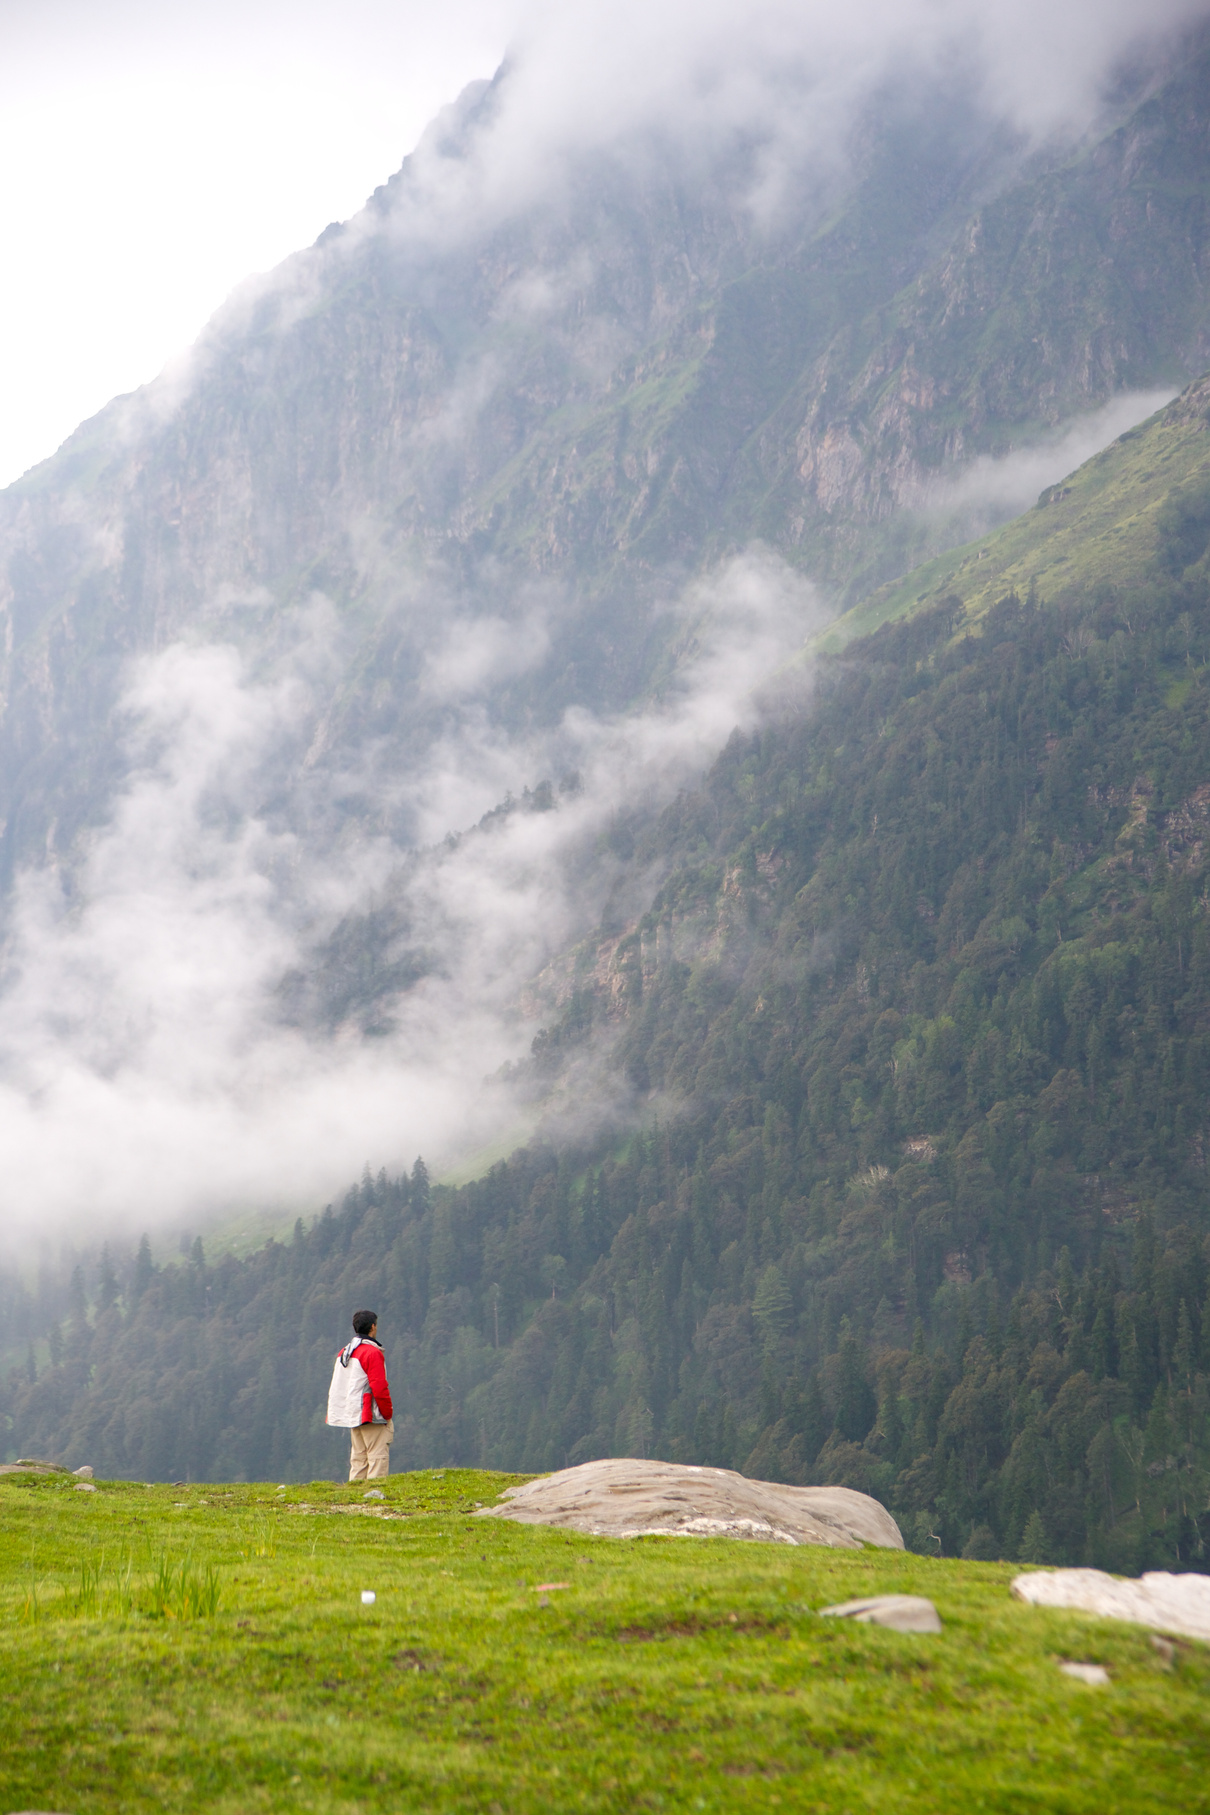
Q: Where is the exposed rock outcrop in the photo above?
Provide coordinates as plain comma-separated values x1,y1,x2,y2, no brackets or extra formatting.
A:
475,1457,903,1548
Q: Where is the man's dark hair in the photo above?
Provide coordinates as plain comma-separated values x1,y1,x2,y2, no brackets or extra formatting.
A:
352,1309,377,1337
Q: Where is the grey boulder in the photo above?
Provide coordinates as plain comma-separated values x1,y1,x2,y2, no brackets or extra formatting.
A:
476,1457,903,1549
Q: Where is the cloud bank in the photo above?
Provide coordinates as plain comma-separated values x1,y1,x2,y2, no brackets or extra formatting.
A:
0,551,825,1254
356,0,1210,255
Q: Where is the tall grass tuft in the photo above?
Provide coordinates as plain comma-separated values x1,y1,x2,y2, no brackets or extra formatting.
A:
241,1515,277,1560
73,1553,136,1619
146,1553,221,1620
20,1541,40,1625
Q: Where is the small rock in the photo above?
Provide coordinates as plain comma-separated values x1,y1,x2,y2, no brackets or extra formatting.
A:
1151,1635,1176,1666
72,1465,94,1479
1059,1661,1109,1685
819,1594,942,1633
74,1482,97,1493
363,1489,385,1500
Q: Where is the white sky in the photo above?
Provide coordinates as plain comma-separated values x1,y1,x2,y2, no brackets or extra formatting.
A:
0,0,512,490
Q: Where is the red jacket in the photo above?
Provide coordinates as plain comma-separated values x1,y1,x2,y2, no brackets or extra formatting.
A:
350,1337,393,1424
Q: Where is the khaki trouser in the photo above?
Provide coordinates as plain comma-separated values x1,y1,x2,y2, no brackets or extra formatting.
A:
349,1418,394,1481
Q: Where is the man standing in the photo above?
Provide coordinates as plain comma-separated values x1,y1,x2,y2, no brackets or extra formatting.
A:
326,1309,395,1481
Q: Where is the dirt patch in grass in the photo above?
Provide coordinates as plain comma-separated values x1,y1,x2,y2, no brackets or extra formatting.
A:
612,1613,790,1642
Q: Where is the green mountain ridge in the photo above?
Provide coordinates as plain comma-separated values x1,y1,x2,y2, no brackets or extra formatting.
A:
453,36,1210,602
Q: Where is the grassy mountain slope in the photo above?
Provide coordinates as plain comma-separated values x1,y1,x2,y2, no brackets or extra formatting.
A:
818,375,1210,650
1,1467,1206,1815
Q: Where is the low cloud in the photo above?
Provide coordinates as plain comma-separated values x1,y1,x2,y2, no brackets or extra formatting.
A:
359,0,1210,257
420,601,553,701
0,548,825,1256
916,390,1178,533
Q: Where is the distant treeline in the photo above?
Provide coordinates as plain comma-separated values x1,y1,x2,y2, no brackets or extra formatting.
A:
1,1152,1206,1572
5,494,1210,1569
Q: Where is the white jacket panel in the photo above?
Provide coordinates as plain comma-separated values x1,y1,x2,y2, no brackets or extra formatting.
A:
326,1341,371,1427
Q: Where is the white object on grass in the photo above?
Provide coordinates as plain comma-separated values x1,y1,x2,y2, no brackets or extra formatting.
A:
363,1489,385,1500
361,1590,376,1605
1059,1661,1110,1685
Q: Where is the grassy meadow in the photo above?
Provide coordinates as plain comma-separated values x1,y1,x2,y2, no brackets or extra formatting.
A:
0,1467,1207,1815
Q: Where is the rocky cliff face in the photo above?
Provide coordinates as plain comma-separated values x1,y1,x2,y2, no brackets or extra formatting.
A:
781,44,1210,533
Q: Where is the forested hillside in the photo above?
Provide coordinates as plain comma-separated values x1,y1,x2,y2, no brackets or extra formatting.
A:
6,377,1210,1573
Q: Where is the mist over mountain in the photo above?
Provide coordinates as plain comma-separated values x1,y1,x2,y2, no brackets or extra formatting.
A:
1,3,1209,1250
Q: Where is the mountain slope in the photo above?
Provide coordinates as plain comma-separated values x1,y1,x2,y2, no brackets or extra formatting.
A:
819,373,1210,648
7,375,1210,1572
1,34,1210,893
446,35,1210,596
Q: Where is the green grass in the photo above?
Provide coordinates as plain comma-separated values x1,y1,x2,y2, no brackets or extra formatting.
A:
1,1469,1207,1813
